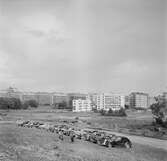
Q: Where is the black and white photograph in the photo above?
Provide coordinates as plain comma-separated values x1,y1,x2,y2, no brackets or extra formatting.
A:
0,0,166,161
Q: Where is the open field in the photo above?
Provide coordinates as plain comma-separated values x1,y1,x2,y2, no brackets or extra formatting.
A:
0,106,167,161
2,107,166,139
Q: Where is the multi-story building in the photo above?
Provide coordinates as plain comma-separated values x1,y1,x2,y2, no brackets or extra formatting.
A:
36,92,52,105
72,98,92,112
21,92,39,102
125,95,130,108
130,92,149,109
88,93,97,104
162,92,167,101
0,87,52,105
51,93,69,105
95,93,125,111
67,93,87,108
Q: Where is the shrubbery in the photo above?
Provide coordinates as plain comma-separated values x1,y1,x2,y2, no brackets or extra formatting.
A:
24,100,39,108
150,96,167,128
0,97,22,109
0,97,39,110
22,100,39,109
100,108,127,117
53,101,71,110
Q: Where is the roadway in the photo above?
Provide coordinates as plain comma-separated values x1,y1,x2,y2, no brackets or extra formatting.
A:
87,127,167,151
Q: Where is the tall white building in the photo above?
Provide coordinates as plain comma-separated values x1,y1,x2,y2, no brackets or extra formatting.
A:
72,98,92,112
95,93,125,111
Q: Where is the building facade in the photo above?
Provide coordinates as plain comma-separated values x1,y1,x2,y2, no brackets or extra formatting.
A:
130,92,149,109
0,87,52,105
51,93,69,105
72,98,92,112
36,92,52,105
88,93,97,104
67,93,87,108
95,93,125,111
162,92,167,102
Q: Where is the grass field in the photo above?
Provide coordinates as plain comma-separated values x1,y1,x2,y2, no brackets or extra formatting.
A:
4,107,166,139
0,106,166,161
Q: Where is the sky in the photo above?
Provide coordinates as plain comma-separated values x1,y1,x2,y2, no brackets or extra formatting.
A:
0,0,166,95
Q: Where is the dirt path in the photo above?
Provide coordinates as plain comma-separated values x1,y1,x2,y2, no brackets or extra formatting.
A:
88,128,167,151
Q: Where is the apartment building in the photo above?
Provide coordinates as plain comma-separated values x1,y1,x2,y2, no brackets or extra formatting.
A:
88,93,97,104
51,93,69,105
36,92,52,105
162,92,167,101
21,92,39,102
0,87,52,105
130,92,149,109
95,93,125,111
72,98,92,112
68,93,87,108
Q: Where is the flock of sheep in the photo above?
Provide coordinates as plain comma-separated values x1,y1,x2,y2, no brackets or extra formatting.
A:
16,120,132,149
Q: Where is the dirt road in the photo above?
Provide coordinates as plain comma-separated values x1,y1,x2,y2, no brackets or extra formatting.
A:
88,127,167,150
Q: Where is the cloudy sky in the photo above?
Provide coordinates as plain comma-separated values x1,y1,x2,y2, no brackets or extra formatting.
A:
0,0,166,94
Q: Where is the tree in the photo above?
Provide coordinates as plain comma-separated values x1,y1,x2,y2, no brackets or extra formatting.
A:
108,108,114,114
125,104,129,109
150,96,167,127
99,109,106,115
24,100,39,108
0,97,22,109
99,108,127,117
22,101,29,109
53,101,69,109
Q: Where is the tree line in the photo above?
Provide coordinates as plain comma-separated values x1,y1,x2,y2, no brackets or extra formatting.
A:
0,97,38,110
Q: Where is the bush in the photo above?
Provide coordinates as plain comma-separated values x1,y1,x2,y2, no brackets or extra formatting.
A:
75,117,79,120
99,109,106,115
150,96,167,127
0,97,39,110
100,108,127,117
23,100,39,108
22,102,29,109
53,101,70,110
0,97,22,109
92,108,98,113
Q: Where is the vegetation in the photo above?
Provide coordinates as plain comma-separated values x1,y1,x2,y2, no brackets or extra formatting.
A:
150,96,167,127
0,108,166,161
0,97,39,110
22,99,39,109
100,108,127,117
53,101,71,110
0,97,22,109
124,104,130,109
